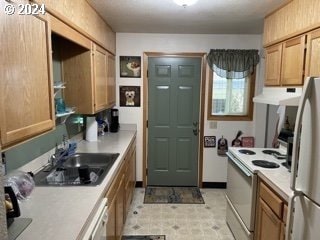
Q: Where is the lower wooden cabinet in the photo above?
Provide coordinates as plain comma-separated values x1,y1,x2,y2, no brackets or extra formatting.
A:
255,180,288,240
106,137,136,240
256,198,282,240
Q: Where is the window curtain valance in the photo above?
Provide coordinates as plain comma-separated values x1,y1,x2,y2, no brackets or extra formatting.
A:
207,49,260,79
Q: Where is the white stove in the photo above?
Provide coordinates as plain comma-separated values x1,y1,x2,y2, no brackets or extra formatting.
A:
225,147,288,240
228,147,288,173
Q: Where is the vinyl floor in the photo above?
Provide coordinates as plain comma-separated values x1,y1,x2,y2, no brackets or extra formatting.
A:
123,188,235,240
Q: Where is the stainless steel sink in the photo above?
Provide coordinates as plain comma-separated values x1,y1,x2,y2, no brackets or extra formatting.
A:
33,153,119,186
63,153,119,168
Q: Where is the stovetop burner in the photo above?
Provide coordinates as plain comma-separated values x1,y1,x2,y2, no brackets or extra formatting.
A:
262,150,286,159
238,149,256,155
252,160,280,168
262,150,281,155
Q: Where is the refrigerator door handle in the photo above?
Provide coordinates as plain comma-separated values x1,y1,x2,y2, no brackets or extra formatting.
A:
286,191,303,240
290,77,313,191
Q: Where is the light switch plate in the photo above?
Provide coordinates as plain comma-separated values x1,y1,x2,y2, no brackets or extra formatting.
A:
209,121,217,129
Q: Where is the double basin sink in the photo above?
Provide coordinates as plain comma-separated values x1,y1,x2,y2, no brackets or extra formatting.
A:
33,153,119,186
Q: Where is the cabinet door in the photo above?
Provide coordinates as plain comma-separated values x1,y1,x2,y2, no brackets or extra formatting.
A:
305,29,320,77
94,44,108,112
281,35,306,86
265,44,282,86
256,198,282,240
107,53,116,107
0,2,54,147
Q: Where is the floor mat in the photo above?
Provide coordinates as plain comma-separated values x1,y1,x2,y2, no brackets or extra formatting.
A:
144,186,205,204
122,235,166,240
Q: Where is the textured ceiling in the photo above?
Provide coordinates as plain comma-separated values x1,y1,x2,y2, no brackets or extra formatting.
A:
88,0,288,34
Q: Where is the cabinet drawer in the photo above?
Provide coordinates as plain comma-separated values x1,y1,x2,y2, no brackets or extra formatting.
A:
260,182,283,218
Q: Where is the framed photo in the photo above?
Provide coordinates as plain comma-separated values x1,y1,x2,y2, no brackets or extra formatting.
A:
204,136,216,148
120,56,141,78
119,86,141,107
241,136,255,147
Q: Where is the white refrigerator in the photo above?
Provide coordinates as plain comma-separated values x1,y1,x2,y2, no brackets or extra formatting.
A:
286,77,320,240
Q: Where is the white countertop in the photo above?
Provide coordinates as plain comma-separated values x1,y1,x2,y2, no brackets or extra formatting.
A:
228,147,292,201
15,128,136,240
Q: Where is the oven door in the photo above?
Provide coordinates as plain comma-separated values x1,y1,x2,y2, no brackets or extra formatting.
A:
226,153,257,231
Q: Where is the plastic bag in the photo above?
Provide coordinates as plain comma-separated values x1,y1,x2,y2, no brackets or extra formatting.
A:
5,171,35,200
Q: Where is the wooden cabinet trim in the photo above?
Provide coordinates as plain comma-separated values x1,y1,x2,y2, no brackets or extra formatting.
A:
3,120,54,146
50,14,91,50
260,181,283,218
32,0,116,54
282,204,288,224
263,0,320,46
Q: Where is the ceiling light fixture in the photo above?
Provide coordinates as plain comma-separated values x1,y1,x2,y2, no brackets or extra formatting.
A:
173,0,199,7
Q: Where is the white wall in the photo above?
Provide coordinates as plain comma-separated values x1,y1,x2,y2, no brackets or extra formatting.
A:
116,33,264,182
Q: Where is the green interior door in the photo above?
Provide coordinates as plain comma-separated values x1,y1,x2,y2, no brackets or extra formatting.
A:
147,57,201,186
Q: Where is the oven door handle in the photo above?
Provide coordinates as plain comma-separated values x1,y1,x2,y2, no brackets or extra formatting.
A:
227,152,252,177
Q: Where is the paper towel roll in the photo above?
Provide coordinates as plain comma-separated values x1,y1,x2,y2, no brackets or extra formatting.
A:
86,117,98,142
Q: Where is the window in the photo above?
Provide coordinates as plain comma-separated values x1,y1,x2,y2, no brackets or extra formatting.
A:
208,70,255,121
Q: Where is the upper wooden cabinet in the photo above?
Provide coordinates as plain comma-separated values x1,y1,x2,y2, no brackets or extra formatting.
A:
93,45,116,112
265,44,282,86
265,35,306,86
264,0,320,46
94,45,109,112
0,2,54,148
55,35,115,114
281,35,306,85
305,28,320,77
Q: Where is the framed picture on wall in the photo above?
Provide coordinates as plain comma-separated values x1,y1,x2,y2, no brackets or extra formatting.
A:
204,136,216,148
119,86,141,107
120,56,141,78
241,136,255,147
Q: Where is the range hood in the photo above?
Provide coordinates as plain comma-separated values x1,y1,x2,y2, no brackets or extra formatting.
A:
253,87,302,106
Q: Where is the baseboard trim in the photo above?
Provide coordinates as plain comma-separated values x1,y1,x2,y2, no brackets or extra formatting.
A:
135,181,143,188
202,182,227,189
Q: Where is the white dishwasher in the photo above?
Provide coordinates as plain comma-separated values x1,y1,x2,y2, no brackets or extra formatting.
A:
82,198,108,240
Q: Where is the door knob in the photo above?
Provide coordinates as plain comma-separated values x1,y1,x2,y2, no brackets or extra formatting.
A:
193,129,198,136
193,121,199,136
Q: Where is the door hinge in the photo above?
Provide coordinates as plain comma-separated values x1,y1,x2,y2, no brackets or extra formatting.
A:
147,70,149,78
146,120,148,128
146,168,148,176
